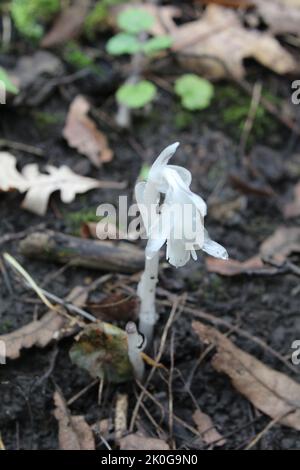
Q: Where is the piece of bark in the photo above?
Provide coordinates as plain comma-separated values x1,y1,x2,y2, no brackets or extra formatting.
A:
20,230,144,273
0,286,88,360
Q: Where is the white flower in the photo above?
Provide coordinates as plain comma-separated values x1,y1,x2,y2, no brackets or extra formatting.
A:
135,143,228,268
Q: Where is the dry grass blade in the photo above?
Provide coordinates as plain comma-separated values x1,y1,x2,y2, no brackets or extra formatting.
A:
4,252,57,311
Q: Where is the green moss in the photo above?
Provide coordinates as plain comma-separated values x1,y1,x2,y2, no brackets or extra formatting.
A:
65,208,100,234
174,110,193,130
216,85,279,145
64,42,94,69
32,110,64,127
11,0,60,40
0,320,14,334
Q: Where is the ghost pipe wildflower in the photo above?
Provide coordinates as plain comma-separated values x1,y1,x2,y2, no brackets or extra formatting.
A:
135,143,228,344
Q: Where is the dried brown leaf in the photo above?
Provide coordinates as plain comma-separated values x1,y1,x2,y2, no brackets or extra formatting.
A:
260,226,300,262
193,321,300,430
171,4,297,79
206,255,278,276
120,433,169,450
192,409,226,446
53,390,95,450
253,0,300,37
41,0,90,48
87,292,138,322
0,287,88,359
0,152,28,192
283,182,300,219
0,152,104,215
63,95,113,167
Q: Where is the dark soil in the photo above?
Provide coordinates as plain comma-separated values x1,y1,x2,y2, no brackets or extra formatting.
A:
1,45,300,450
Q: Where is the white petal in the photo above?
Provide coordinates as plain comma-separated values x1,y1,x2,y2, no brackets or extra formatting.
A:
166,237,190,268
151,142,180,174
168,165,192,187
202,230,228,259
135,181,146,205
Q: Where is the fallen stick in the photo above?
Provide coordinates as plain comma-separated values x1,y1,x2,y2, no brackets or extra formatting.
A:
20,230,144,273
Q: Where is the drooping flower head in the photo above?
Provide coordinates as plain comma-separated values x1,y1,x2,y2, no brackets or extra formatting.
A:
135,143,228,268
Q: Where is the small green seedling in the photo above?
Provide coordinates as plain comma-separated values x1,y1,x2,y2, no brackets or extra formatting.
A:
175,74,214,111
116,80,156,109
106,7,172,110
0,67,19,95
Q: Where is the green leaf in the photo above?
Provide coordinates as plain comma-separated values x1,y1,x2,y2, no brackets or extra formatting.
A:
175,74,214,111
0,67,19,95
116,80,156,109
117,8,155,34
143,35,172,55
106,33,141,55
70,323,133,383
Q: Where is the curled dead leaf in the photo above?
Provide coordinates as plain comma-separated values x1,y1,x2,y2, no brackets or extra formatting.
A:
120,433,170,450
192,409,226,447
260,226,300,263
0,287,88,360
87,292,138,322
41,0,90,48
63,95,113,167
206,255,278,276
172,5,297,79
53,390,95,450
193,321,300,430
206,226,300,276
283,182,300,219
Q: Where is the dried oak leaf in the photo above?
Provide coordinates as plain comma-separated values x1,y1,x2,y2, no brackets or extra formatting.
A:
0,152,104,215
193,321,300,430
283,182,300,219
171,4,297,79
63,95,113,167
41,0,90,48
53,390,95,450
21,164,102,216
0,152,28,192
192,409,226,447
253,0,300,37
0,287,88,360
120,433,169,450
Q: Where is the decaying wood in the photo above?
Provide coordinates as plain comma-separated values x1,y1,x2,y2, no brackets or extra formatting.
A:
20,230,144,273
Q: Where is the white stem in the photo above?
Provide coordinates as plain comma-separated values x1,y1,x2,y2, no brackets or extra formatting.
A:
137,252,159,344
126,322,145,381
